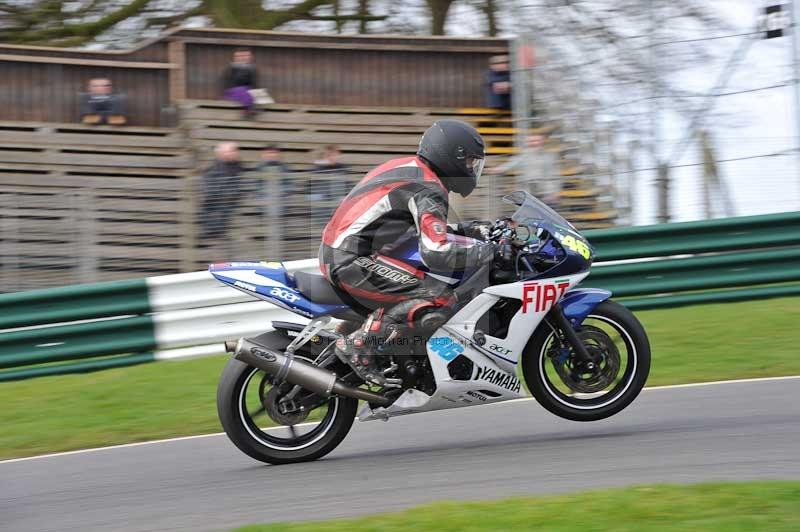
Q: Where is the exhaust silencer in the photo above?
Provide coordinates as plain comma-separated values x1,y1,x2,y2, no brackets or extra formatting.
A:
228,337,391,407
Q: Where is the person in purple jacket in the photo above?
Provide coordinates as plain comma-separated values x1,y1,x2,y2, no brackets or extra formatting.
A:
222,49,261,117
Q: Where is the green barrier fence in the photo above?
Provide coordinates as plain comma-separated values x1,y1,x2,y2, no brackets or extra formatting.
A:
583,211,800,261
622,283,800,311
0,353,156,383
0,278,150,330
0,316,156,369
0,211,798,381
583,248,800,297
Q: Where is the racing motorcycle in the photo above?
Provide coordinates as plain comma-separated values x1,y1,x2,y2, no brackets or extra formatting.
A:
212,191,651,464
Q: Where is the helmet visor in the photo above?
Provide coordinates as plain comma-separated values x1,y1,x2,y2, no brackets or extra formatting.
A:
468,156,485,181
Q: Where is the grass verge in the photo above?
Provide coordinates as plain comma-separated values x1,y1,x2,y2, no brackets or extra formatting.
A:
1,296,799,460
232,481,800,532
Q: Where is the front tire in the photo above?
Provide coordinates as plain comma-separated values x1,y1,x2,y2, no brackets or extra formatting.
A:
522,300,650,422
217,357,358,465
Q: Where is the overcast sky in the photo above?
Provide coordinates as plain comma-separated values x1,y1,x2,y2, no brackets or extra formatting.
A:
648,0,799,223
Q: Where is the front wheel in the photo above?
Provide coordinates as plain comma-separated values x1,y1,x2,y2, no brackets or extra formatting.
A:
522,300,651,422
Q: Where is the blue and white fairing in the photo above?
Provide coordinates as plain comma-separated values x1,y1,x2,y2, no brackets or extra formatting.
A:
209,262,349,319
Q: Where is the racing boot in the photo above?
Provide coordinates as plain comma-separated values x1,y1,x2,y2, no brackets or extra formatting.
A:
335,309,402,388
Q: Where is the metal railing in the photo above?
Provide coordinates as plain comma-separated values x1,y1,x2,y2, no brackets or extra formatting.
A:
0,167,610,292
511,33,629,222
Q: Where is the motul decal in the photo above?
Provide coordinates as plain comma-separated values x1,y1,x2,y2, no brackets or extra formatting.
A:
465,390,488,402
521,280,570,313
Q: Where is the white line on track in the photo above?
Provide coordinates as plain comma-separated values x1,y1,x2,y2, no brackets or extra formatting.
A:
2,374,799,466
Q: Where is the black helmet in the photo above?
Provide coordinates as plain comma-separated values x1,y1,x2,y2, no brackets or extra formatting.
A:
417,120,486,197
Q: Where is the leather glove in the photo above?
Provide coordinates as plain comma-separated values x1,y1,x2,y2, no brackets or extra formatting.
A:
476,242,498,264
496,242,515,269
462,220,494,241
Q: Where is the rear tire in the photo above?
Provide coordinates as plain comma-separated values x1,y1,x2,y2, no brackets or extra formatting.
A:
522,300,650,422
217,349,357,465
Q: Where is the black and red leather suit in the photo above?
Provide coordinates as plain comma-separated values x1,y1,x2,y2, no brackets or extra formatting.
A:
319,155,493,329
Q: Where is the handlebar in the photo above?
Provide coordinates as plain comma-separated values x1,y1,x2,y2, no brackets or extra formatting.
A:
488,217,515,244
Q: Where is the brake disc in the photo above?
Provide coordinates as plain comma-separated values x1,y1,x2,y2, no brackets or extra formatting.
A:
550,325,621,394
256,358,316,427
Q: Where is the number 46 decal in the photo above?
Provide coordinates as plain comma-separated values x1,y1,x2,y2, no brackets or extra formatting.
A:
428,337,465,361
560,234,592,260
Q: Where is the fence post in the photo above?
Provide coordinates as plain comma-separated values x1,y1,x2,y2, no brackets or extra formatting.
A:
180,175,197,272
76,188,98,283
177,102,197,272
657,163,670,223
264,177,284,260
168,39,187,103
0,192,20,292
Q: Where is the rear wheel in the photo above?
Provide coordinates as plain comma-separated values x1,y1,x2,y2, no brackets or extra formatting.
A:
522,300,650,422
217,337,357,464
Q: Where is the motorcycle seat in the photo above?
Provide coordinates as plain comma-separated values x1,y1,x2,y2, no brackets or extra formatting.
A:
294,272,351,306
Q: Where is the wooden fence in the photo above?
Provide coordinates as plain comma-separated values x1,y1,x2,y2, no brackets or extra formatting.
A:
0,96,625,291
0,28,509,126
0,103,516,290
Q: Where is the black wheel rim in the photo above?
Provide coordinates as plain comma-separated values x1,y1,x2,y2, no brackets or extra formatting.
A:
238,365,338,451
538,314,638,410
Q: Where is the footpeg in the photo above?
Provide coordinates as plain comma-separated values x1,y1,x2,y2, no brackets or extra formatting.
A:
363,373,402,388
383,377,403,388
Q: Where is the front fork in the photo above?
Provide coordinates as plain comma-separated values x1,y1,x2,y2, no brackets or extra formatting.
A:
548,303,594,366
548,287,613,366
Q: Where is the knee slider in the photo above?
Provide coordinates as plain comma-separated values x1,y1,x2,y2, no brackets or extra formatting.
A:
383,299,452,332
418,309,449,331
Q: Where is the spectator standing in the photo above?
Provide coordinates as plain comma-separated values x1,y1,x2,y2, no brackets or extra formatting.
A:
312,145,349,175
254,145,293,216
486,55,512,111
222,48,272,118
486,134,560,205
79,78,127,125
309,145,350,225
255,145,291,188
254,145,293,255
199,142,246,241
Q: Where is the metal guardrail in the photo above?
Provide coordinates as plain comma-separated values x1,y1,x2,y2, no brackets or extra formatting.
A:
1,213,799,382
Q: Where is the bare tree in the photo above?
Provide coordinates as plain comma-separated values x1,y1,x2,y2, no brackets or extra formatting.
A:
0,0,515,45
0,0,388,45
509,0,733,157
358,0,371,33
479,0,499,36
425,0,457,35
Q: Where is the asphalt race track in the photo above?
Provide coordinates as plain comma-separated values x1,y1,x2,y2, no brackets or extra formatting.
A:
2,377,799,532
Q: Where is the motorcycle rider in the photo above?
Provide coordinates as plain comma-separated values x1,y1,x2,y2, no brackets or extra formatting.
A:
319,120,496,386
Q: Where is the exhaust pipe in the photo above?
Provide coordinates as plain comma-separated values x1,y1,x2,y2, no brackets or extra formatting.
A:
227,337,391,407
